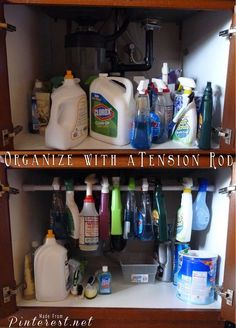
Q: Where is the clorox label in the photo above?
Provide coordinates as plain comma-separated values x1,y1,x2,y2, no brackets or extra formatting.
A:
91,93,118,137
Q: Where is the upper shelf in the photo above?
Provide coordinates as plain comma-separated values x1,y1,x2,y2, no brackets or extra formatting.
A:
5,0,235,10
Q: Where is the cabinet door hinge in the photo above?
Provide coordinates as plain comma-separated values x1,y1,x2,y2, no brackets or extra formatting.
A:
0,22,16,32
219,26,236,38
2,286,17,304
219,185,236,195
0,181,19,197
2,125,23,147
215,286,234,306
212,127,232,145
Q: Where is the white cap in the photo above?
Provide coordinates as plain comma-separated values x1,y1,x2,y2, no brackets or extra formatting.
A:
162,62,168,74
101,176,109,193
137,79,149,94
182,177,193,188
142,178,149,191
178,77,196,90
102,266,108,272
52,177,60,191
152,78,166,92
84,174,97,196
99,73,108,78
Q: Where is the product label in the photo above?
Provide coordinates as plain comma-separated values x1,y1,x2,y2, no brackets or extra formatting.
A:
31,96,40,131
79,216,99,246
131,274,149,283
150,112,161,139
91,93,118,137
35,92,50,127
137,211,144,236
174,118,190,140
71,95,88,140
100,275,111,293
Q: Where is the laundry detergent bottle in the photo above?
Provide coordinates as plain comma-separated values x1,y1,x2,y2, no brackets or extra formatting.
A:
90,73,135,146
34,230,69,301
45,70,88,150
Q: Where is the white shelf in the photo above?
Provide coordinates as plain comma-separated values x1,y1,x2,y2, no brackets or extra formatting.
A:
14,133,200,151
18,271,221,309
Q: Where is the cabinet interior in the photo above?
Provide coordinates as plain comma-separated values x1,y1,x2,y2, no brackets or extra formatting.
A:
7,167,231,309
4,4,232,150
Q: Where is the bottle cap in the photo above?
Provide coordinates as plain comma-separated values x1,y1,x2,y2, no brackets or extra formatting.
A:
64,70,74,79
128,177,135,191
198,178,208,192
46,229,55,238
142,178,149,192
99,73,108,78
102,266,108,272
64,178,74,191
52,177,61,191
101,176,109,193
137,79,149,95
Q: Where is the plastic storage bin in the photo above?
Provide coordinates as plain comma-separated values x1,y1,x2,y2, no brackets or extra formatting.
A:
120,253,158,284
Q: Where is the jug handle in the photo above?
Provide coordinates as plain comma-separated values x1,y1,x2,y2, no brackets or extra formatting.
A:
107,76,133,105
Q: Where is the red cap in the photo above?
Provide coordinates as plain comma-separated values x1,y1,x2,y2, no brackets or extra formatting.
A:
84,195,95,203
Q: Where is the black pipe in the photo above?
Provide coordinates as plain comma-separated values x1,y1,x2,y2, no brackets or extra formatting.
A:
110,29,154,72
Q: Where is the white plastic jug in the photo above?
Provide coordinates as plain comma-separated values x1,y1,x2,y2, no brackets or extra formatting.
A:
34,230,69,301
90,73,135,146
45,70,88,150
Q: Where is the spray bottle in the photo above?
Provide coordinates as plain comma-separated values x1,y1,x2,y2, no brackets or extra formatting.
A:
192,178,210,231
111,177,125,251
152,182,168,242
138,178,154,241
151,79,166,143
65,179,80,244
130,79,152,149
123,177,137,239
176,178,193,243
99,177,110,241
170,77,197,145
198,82,213,149
79,174,99,251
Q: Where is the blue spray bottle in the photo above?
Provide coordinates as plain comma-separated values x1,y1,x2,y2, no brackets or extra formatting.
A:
192,179,210,231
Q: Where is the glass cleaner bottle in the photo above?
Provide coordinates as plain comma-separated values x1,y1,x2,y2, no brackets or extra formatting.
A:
130,79,152,149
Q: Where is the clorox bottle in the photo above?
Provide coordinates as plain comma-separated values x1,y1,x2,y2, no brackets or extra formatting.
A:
90,73,135,146
45,70,88,150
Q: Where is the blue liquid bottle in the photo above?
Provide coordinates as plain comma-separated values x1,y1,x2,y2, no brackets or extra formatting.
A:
130,79,152,149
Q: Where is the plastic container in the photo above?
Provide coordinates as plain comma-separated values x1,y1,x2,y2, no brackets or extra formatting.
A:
98,266,112,294
45,70,88,150
34,230,69,301
192,179,210,231
65,179,80,241
172,242,190,286
120,253,158,284
99,177,110,241
177,250,218,305
123,177,137,239
90,73,135,146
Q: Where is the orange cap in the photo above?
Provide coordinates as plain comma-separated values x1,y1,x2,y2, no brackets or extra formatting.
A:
64,70,74,79
46,229,55,238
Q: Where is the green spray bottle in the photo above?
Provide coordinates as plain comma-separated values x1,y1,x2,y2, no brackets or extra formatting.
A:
111,177,125,251
152,182,168,242
198,82,213,150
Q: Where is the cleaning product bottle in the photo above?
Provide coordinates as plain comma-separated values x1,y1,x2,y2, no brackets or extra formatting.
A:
130,79,152,149
162,62,169,85
99,177,110,241
176,178,193,243
50,177,68,241
79,174,99,251
34,230,69,301
152,183,168,242
29,80,43,134
45,70,88,150
23,253,35,300
192,179,210,231
98,266,112,294
138,178,154,241
171,77,197,145
65,179,80,243
150,79,165,143
90,73,135,146
198,82,213,150
123,177,137,239
111,177,125,251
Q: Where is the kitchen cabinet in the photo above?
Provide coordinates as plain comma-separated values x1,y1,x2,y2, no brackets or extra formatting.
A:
0,1,235,327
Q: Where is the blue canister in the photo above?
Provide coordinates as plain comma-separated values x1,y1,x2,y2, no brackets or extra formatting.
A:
177,250,218,305
173,242,190,286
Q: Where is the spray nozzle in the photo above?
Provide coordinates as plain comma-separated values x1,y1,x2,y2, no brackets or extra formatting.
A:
84,174,97,197
112,177,120,187
101,176,109,193
178,77,196,92
182,177,193,189
151,78,166,92
137,79,149,94
52,177,61,191
142,178,149,191
128,177,135,191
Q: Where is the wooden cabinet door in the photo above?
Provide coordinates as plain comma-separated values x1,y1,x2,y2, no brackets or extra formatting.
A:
220,162,236,324
0,4,13,150
0,164,17,318
220,6,236,152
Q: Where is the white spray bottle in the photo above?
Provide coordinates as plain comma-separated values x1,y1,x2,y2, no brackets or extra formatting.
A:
176,177,193,243
171,77,197,145
79,174,99,251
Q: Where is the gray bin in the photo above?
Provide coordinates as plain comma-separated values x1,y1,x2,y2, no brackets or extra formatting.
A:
120,253,158,284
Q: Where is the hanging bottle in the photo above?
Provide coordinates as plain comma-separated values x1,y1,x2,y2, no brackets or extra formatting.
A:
152,182,168,242
138,178,154,241
123,177,137,239
192,178,210,231
99,177,110,241
65,179,80,244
